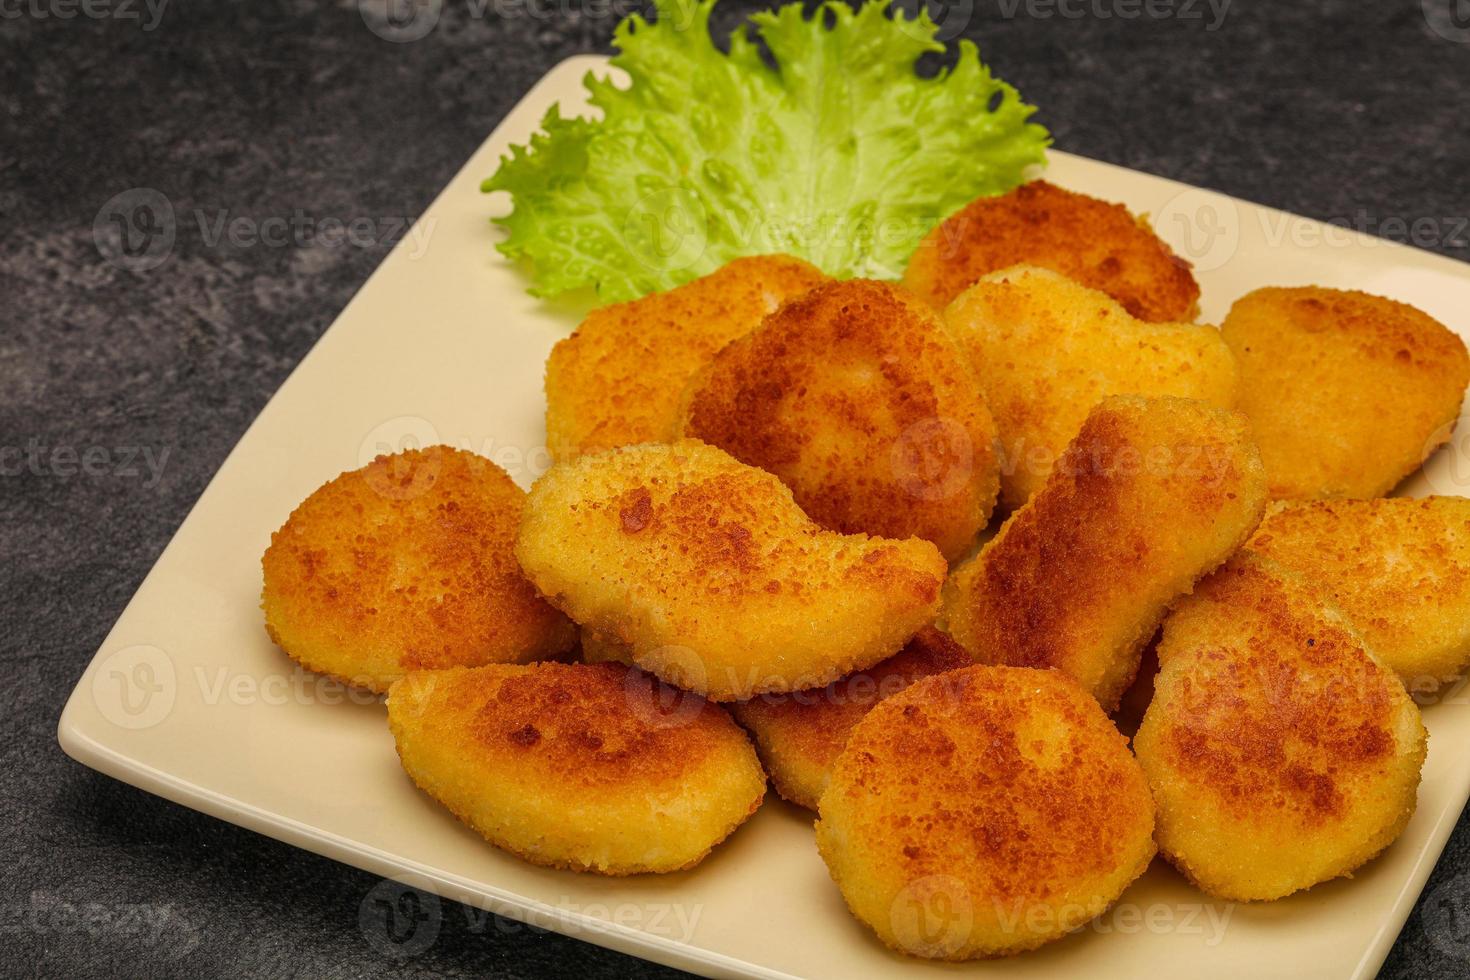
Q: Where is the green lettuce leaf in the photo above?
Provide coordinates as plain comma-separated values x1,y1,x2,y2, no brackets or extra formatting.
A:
484,0,1050,302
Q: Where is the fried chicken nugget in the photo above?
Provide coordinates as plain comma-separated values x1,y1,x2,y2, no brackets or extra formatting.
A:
903,180,1199,321
1247,496,1470,693
1134,554,1426,901
515,440,947,701
942,396,1267,711
262,447,576,692
677,279,1000,561
544,254,827,460
387,662,765,874
731,627,972,810
943,265,1237,509
815,664,1156,959
1221,287,1470,499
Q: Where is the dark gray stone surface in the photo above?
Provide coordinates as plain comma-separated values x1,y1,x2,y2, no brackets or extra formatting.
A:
3,1,1468,977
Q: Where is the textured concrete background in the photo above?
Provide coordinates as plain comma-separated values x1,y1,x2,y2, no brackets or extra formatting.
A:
4,1,1470,977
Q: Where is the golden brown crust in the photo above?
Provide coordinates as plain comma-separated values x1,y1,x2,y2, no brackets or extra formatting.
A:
815,664,1156,959
387,662,766,875
942,265,1237,509
941,395,1267,711
544,254,827,460
731,627,973,810
516,440,947,700
1221,286,1470,499
903,180,1199,321
1135,553,1426,901
261,447,576,692
1247,496,1470,691
677,279,1000,562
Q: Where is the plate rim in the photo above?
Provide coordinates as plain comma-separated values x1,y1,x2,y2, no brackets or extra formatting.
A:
57,51,1470,980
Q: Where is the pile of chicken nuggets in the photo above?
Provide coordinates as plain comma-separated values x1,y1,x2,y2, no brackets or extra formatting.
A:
260,179,1470,959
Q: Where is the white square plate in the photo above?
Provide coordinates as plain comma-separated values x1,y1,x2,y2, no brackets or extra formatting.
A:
59,54,1470,980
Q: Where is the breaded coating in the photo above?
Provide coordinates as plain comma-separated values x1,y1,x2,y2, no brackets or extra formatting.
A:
731,627,972,810
1247,496,1470,693
1221,286,1469,499
815,665,1156,959
515,440,947,701
942,396,1267,711
678,279,1000,561
944,265,1237,509
1135,554,1426,901
544,254,827,460
903,180,1199,321
262,447,576,692
387,662,765,874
